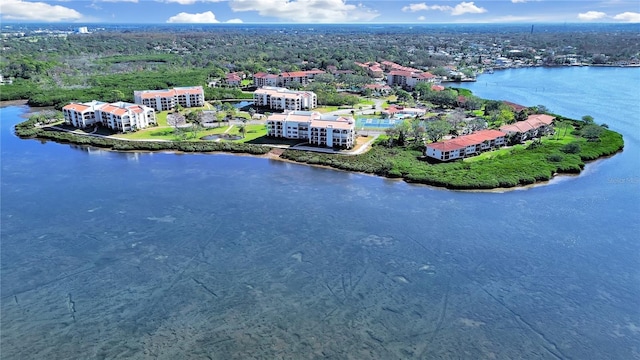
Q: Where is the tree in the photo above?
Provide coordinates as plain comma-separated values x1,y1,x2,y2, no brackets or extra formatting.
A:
237,124,246,138
395,120,411,146
185,109,203,124
226,106,237,125
467,118,487,132
582,115,595,125
167,111,185,131
186,110,203,139
215,111,226,127
424,120,452,143
409,118,426,144
535,104,549,114
396,89,413,104
447,109,466,132
109,89,125,103
581,124,604,141
167,111,186,139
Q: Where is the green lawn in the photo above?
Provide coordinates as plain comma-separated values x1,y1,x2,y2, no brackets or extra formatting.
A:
464,144,525,162
230,124,268,143
156,111,169,126
357,99,375,107
464,125,578,162
315,106,340,113
113,124,232,141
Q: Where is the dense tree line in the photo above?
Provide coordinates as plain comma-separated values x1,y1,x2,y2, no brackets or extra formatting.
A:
2,23,638,107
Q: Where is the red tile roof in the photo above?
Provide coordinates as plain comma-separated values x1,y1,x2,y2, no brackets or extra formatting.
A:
503,101,527,112
416,72,436,79
389,70,413,77
500,114,555,133
428,129,505,151
280,71,308,78
63,103,90,112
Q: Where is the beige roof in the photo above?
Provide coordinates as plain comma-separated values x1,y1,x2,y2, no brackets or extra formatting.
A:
310,119,353,130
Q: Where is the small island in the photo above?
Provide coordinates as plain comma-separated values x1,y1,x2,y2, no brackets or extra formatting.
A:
14,82,623,190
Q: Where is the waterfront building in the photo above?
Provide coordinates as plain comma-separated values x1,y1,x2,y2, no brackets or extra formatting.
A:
133,86,204,111
266,111,355,149
426,129,506,161
63,101,156,132
386,69,437,89
500,114,555,143
253,87,317,111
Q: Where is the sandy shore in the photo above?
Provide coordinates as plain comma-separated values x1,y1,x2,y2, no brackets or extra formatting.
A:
0,99,28,108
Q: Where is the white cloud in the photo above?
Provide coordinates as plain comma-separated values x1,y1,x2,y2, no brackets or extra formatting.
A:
418,15,426,21
229,0,379,23
402,3,428,12
1,0,83,21
401,2,486,16
160,0,223,4
402,3,451,13
578,11,607,21
100,0,138,3
226,18,243,23
613,12,640,22
451,2,486,16
166,11,220,23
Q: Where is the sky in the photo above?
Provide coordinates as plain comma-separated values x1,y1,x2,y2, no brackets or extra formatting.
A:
1,0,639,24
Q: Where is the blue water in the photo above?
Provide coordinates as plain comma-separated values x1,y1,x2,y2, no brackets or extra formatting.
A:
1,67,639,359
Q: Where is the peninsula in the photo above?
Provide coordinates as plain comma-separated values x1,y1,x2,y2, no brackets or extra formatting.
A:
5,23,628,189
14,87,623,190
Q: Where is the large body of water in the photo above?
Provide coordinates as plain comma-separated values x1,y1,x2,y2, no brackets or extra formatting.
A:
1,67,639,359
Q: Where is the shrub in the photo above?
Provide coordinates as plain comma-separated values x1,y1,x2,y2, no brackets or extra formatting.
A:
547,153,564,162
560,142,581,154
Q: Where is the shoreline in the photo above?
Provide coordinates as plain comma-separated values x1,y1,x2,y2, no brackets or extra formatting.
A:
7,95,624,192
0,99,28,108
28,135,619,193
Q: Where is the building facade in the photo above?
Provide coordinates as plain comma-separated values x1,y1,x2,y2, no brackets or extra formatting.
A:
254,87,317,111
134,86,204,111
426,129,506,161
266,111,355,149
499,114,555,143
63,101,156,132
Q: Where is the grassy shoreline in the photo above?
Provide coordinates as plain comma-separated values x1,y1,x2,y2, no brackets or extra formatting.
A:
14,116,624,190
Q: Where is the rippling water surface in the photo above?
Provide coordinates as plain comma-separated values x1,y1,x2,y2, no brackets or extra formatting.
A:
1,67,639,359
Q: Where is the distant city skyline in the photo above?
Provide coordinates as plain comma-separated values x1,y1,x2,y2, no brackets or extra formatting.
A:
1,0,639,24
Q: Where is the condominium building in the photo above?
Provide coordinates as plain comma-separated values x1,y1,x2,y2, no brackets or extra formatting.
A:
253,72,279,87
133,86,204,111
426,129,507,161
387,70,437,89
63,100,156,132
253,70,325,88
499,114,555,143
254,87,317,111
266,111,356,149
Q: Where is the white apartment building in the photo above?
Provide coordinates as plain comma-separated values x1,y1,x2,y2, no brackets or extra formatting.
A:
387,70,437,89
254,87,317,111
63,100,156,132
134,86,204,111
267,111,355,149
